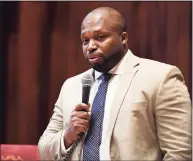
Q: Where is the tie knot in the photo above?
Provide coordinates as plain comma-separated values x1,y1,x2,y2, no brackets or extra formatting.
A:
99,73,112,82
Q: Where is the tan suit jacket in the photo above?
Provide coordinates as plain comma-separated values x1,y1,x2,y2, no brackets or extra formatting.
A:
38,52,191,160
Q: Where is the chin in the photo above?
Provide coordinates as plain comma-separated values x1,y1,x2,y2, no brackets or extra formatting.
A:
91,64,111,73
88,57,116,73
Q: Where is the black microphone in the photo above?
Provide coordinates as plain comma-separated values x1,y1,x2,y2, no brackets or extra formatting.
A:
81,73,94,105
79,73,94,137
66,74,93,159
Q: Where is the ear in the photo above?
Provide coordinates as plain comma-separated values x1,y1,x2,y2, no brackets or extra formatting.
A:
120,32,128,45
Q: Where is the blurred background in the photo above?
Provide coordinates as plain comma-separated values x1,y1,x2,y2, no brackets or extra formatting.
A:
0,1,192,144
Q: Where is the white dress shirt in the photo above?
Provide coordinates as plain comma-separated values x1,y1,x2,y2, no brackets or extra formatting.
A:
61,50,130,160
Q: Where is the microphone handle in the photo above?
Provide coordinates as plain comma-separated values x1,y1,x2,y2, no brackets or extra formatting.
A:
82,85,91,105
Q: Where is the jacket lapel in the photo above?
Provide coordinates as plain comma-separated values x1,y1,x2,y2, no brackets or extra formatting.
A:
103,51,140,148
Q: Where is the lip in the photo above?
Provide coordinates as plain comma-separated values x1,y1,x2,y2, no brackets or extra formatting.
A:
88,56,101,64
87,52,102,64
87,53,101,59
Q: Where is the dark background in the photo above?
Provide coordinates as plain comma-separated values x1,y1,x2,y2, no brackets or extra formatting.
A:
0,1,192,144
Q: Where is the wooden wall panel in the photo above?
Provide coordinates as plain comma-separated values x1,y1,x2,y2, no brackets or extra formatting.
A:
1,1,191,144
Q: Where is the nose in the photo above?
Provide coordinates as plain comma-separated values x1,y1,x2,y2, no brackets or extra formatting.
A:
87,39,97,53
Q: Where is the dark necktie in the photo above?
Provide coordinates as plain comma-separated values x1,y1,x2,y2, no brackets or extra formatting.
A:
82,73,111,161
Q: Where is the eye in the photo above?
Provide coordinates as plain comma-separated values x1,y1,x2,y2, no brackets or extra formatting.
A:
82,39,89,45
97,35,105,40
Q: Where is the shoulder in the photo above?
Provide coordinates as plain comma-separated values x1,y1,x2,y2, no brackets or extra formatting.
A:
135,58,187,96
140,58,173,72
61,69,92,90
139,58,183,80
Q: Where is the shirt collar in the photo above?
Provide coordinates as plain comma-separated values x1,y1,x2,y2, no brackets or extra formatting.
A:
94,49,130,80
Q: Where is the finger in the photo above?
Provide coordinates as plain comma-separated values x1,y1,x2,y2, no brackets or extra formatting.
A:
78,119,89,127
76,111,90,120
72,117,89,127
74,123,88,133
71,110,90,120
74,103,90,112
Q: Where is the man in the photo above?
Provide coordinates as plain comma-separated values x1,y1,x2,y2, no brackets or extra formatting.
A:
38,7,191,160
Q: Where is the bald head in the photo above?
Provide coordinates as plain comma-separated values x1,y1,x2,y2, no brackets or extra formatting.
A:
81,7,127,34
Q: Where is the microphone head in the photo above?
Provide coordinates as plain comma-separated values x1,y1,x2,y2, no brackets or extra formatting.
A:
81,73,94,86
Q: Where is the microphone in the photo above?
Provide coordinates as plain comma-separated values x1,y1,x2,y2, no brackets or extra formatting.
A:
81,73,94,105
65,73,94,157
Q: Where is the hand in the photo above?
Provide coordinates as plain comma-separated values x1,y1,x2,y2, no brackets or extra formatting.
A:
64,103,91,148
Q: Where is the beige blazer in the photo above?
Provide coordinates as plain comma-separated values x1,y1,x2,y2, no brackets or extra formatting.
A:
38,52,191,160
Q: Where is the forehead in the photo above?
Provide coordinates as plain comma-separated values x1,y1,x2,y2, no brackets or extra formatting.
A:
81,23,109,35
81,12,117,35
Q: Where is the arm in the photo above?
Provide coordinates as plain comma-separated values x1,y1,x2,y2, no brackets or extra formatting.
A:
38,79,90,160
38,82,67,160
155,66,191,160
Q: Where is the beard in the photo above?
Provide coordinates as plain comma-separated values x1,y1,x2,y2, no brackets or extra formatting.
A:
87,49,125,73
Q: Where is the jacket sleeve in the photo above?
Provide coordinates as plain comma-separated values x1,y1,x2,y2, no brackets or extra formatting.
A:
155,66,191,160
38,80,72,160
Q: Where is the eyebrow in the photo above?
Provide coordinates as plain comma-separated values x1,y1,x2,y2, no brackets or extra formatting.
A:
81,29,111,36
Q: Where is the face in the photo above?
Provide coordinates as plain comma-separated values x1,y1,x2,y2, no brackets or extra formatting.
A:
80,14,126,73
